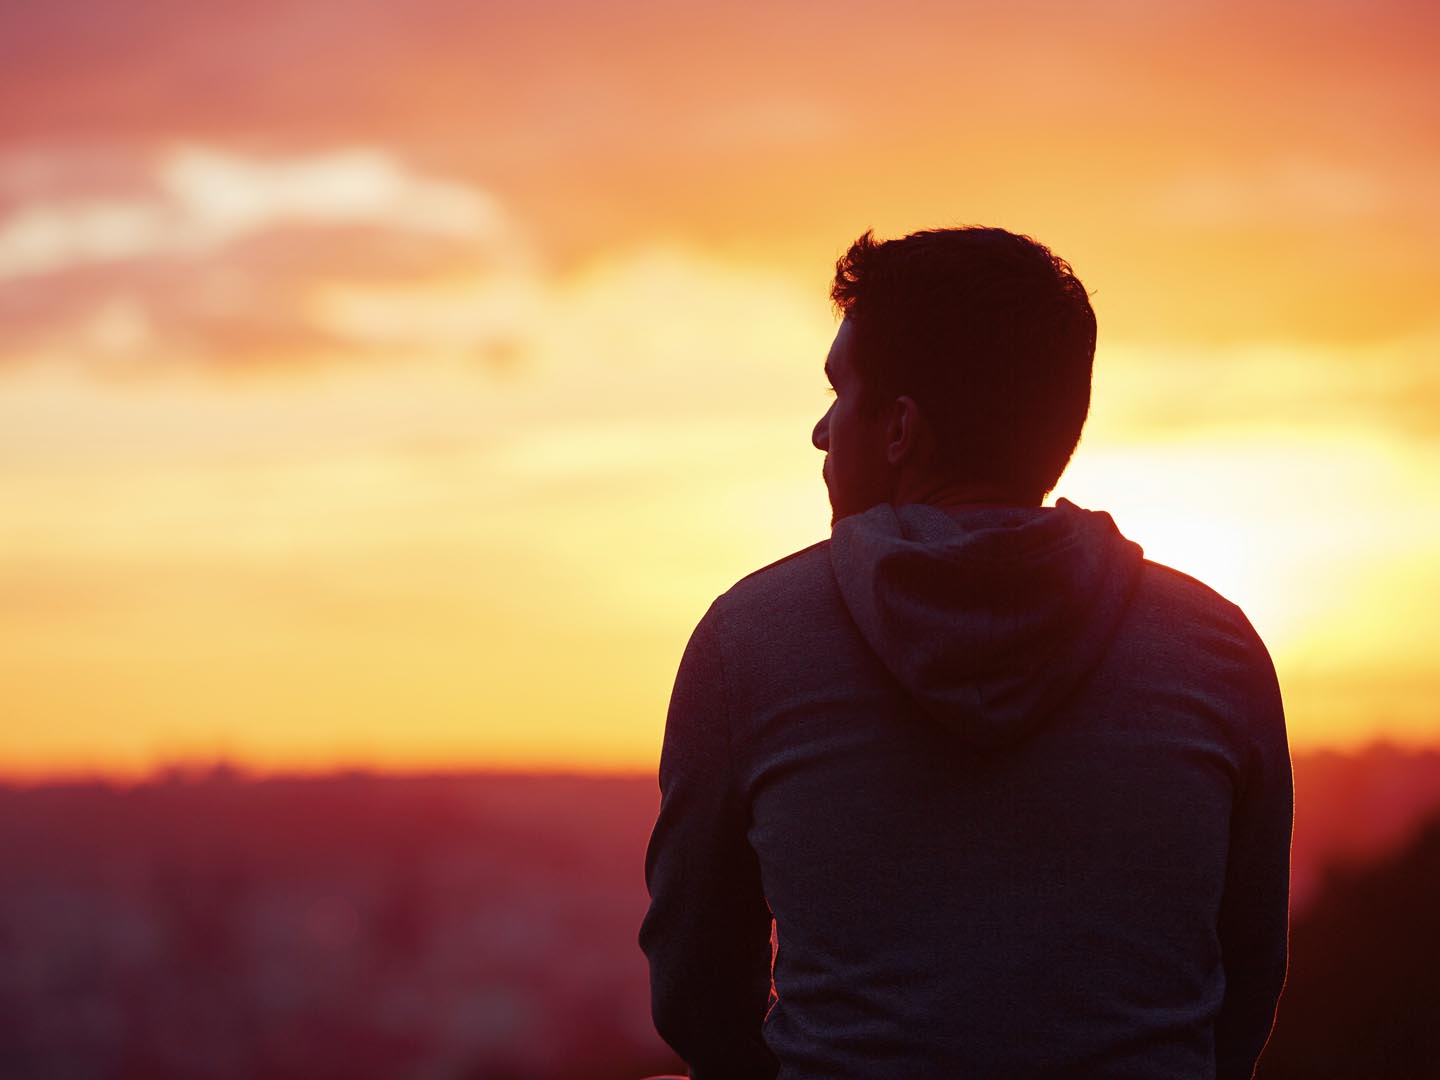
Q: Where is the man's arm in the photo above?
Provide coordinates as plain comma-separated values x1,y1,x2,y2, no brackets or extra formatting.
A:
1214,630,1293,1080
639,606,778,1080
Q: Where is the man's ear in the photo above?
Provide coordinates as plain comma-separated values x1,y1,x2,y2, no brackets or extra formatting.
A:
884,395,930,467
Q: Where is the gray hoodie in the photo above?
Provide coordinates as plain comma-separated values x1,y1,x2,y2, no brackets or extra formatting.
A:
641,500,1292,1080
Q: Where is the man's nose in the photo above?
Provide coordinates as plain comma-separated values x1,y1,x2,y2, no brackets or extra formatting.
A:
812,406,831,452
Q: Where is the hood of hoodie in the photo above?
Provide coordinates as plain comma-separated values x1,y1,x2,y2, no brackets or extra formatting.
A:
829,498,1144,749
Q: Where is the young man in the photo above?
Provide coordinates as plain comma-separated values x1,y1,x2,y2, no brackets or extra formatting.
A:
639,227,1292,1079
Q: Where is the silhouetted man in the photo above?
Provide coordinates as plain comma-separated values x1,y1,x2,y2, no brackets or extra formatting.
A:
639,227,1292,1079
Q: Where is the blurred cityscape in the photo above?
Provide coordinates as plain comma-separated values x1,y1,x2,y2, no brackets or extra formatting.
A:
1,745,1437,1079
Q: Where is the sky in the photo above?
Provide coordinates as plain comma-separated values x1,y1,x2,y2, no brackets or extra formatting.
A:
1,0,1437,777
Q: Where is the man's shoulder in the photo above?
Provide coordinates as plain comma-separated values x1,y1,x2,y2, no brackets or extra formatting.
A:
733,537,831,584
1138,558,1247,620
724,538,832,598
1133,557,1270,660
706,539,835,627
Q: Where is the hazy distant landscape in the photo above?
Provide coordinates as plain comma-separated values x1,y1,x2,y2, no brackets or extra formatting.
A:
1,745,1437,1079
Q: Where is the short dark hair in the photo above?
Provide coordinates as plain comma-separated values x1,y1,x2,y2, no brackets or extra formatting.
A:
830,226,1096,503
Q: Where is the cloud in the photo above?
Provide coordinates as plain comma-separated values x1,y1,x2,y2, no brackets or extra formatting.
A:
0,145,511,280
160,146,504,245
0,141,842,382
307,274,543,371
0,145,533,370
0,238,832,469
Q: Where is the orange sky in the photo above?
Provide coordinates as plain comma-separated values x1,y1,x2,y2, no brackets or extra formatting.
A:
1,0,1438,777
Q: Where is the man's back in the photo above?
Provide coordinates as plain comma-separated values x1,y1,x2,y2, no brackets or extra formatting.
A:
640,501,1291,1079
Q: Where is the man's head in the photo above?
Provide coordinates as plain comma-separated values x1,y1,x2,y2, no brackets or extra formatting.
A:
812,227,1096,522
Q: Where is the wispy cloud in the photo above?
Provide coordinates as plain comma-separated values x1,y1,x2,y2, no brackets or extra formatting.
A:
0,145,530,370
0,146,508,280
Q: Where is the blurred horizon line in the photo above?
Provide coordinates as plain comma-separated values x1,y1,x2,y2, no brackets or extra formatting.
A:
4,737,1439,790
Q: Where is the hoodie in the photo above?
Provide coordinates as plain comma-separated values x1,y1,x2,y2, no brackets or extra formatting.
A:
831,499,1143,749
640,501,1291,1080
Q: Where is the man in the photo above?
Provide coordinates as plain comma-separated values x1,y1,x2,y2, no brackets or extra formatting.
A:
639,227,1292,1079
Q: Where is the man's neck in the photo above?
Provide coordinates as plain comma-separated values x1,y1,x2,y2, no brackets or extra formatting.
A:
891,477,1040,512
